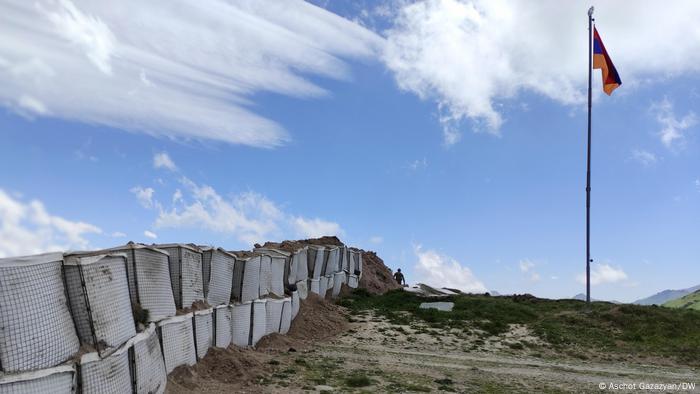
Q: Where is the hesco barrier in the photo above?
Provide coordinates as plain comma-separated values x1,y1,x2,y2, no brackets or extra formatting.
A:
350,249,363,278
332,271,344,298
280,298,292,335
193,309,213,360
103,244,176,322
296,280,308,300
214,305,232,348
200,248,235,307
323,247,340,276
348,274,359,289
309,278,320,295
79,343,131,394
235,255,261,303
251,299,267,346
130,324,166,394
317,276,328,296
265,299,284,335
156,244,204,309
0,253,80,373
231,302,252,347
0,365,76,394
255,248,290,294
293,247,308,284
307,245,325,279
158,314,196,374
63,253,135,356
258,255,272,298
291,291,300,320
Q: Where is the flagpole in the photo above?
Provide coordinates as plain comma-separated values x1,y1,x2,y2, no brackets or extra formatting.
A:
586,6,594,304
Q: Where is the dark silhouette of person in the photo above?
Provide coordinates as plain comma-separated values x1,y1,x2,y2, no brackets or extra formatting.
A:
393,268,406,286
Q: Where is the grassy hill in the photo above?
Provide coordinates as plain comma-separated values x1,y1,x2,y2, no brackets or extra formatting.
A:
340,289,700,366
663,290,700,311
634,284,700,305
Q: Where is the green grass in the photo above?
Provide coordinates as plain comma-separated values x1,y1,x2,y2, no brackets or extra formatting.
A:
663,290,700,311
339,289,700,366
345,374,372,387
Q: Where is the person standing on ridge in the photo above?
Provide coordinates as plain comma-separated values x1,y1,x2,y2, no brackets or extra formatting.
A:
393,268,406,286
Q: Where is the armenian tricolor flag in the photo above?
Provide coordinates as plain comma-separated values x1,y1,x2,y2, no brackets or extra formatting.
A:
592,27,621,95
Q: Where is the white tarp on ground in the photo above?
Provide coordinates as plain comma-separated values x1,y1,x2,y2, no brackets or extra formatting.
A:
241,256,261,302
265,299,283,335
0,253,80,373
280,298,292,335
103,244,176,322
348,274,359,289
309,278,320,295
63,253,135,356
214,305,232,348
0,364,76,394
251,299,267,347
79,342,131,394
156,244,204,309
129,324,166,394
194,309,213,360
332,271,344,298
291,291,300,320
158,314,196,374
259,255,272,298
307,246,325,279
296,280,308,300
231,302,252,347
294,247,308,283
200,248,235,306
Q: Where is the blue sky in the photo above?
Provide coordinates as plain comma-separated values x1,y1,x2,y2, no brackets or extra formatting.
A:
1,0,698,302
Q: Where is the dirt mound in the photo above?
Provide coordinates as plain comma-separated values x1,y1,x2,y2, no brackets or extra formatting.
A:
358,250,402,295
256,293,348,351
261,235,345,252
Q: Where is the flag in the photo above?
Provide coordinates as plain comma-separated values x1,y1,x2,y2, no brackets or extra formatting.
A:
593,27,621,95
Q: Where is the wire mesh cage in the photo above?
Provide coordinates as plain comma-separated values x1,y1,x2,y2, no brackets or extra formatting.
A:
332,271,345,298
279,297,292,335
294,247,308,284
296,280,308,300
129,323,166,394
0,364,76,394
63,252,136,357
307,246,325,279
214,305,232,348
200,248,234,307
158,314,196,374
193,309,213,360
231,302,252,348
79,342,131,394
291,290,300,320
258,255,272,298
0,253,80,373
254,248,289,296
230,254,261,303
250,299,267,347
309,278,320,295
154,244,204,309
265,299,284,335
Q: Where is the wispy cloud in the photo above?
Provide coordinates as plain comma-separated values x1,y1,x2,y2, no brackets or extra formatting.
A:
576,263,628,286
111,231,126,238
369,235,384,244
650,97,697,150
518,259,540,282
130,186,155,209
143,230,157,239
0,189,101,257
153,152,177,171
0,1,383,147
413,245,486,292
630,149,658,167
407,157,428,171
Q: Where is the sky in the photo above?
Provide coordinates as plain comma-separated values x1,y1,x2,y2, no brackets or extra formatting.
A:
1,0,699,303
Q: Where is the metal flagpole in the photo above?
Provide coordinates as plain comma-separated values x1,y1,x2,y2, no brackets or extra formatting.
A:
586,6,594,304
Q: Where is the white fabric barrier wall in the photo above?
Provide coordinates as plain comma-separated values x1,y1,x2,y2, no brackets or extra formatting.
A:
258,255,272,298
270,258,285,297
79,343,131,394
194,309,213,360
251,300,267,347
237,255,261,303
309,278,320,295
294,247,308,283
0,253,80,373
231,302,252,347
348,274,359,289
201,248,235,306
296,280,308,300
63,253,136,356
130,324,166,394
307,246,325,279
158,314,196,374
0,365,76,394
214,305,232,348
104,244,176,322
265,299,283,335
323,247,339,276
156,244,204,309
280,298,292,335
339,246,348,272
291,291,300,320
332,271,344,298
318,276,328,297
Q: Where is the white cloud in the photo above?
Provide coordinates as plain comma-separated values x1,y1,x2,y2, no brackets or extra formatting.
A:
630,149,657,166
650,97,697,150
153,152,177,171
143,230,157,239
0,1,383,147
382,0,700,142
0,189,101,257
369,236,384,244
576,263,628,286
139,176,342,245
407,157,428,170
130,186,155,208
111,231,126,238
518,259,540,282
695,178,700,192
413,245,486,292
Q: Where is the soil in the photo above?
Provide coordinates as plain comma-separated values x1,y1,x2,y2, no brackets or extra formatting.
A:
176,300,211,315
262,236,345,253
229,250,258,258
358,250,402,295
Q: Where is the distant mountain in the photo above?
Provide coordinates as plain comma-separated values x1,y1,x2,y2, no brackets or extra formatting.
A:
572,293,621,304
663,290,700,311
633,284,700,306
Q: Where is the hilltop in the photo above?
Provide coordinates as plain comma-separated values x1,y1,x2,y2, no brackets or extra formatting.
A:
663,290,700,311
633,284,700,305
